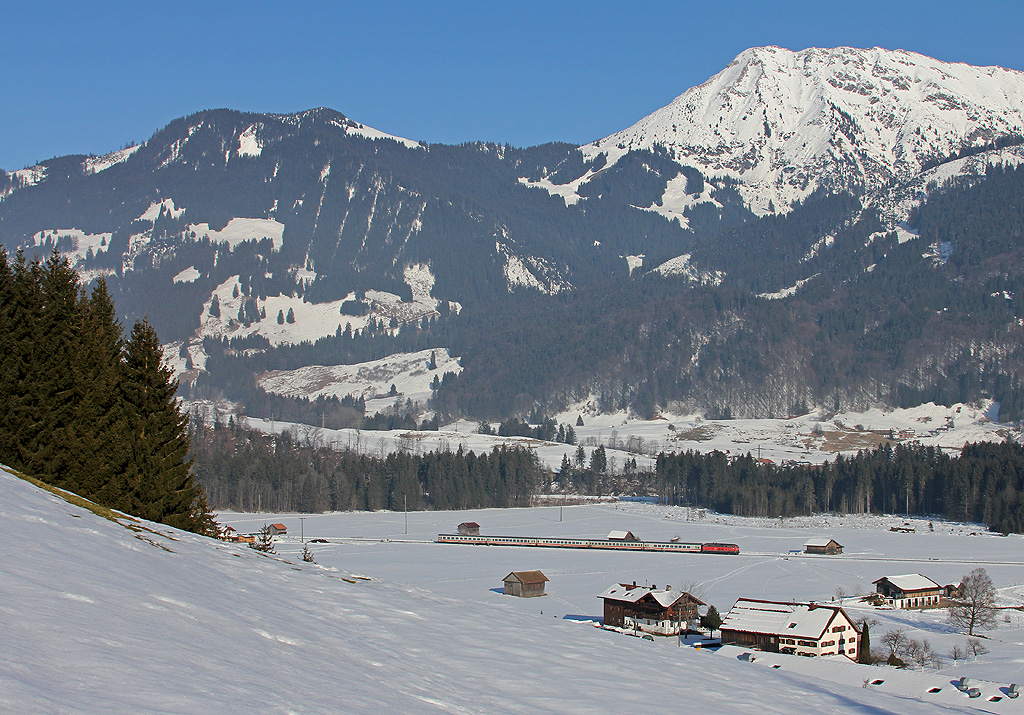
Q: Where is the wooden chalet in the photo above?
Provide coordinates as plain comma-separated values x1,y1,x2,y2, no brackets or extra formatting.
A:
598,582,704,635
457,522,481,535
268,523,287,536
872,574,942,608
804,538,843,555
503,571,549,597
720,599,860,660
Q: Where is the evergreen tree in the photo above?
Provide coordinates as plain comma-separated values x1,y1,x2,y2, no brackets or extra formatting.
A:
250,524,276,553
73,279,130,497
27,251,83,486
120,318,214,533
701,605,722,637
859,621,872,664
0,251,38,469
559,453,572,479
0,250,216,536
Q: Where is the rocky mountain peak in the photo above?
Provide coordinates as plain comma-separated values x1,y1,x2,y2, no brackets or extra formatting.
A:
585,46,1024,213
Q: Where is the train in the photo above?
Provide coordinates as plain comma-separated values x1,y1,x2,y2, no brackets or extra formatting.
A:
437,533,739,554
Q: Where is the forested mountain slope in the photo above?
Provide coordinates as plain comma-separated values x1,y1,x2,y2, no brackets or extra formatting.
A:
3,47,1024,421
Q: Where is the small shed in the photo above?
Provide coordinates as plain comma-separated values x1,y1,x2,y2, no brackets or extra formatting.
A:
503,570,549,597
268,523,287,536
804,538,843,555
458,522,481,535
607,530,639,541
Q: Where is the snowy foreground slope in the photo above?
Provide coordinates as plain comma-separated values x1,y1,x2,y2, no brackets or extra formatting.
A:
2,470,1019,715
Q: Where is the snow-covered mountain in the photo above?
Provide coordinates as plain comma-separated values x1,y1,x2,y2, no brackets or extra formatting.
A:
579,46,1024,215
4,48,1024,421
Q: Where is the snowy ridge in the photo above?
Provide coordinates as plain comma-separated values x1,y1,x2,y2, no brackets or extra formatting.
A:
84,144,140,173
867,144,1024,228
495,232,572,294
139,198,186,222
652,253,724,284
188,217,285,251
583,46,1024,215
235,124,263,157
32,228,113,267
257,347,462,405
2,165,46,200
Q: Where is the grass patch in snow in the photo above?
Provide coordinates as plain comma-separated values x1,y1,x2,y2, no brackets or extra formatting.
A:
11,468,133,525
9,467,181,550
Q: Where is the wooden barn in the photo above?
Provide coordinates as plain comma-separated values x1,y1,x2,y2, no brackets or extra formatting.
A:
804,538,843,555
268,523,287,536
457,522,481,535
720,599,860,660
872,574,942,608
503,571,549,597
598,582,704,635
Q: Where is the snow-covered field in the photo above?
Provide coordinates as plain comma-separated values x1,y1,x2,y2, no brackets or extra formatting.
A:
257,348,462,412
4,465,1022,714
203,394,1019,477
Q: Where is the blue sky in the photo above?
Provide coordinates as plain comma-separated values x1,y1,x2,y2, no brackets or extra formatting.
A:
2,0,1023,171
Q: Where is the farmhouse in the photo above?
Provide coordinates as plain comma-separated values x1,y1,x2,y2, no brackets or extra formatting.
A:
457,522,480,535
598,582,704,635
720,599,860,660
872,574,943,608
804,538,843,555
268,523,287,536
503,571,549,597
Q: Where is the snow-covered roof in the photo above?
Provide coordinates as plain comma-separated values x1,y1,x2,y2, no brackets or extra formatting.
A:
721,599,850,640
873,574,941,593
597,583,694,609
606,530,637,541
804,538,842,547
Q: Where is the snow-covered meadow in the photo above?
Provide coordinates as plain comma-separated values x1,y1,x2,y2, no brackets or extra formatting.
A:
199,393,1018,482
222,503,1024,711
5,464,1023,714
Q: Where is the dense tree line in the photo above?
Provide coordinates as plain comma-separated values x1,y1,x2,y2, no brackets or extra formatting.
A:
0,249,215,534
654,441,1024,534
190,420,545,513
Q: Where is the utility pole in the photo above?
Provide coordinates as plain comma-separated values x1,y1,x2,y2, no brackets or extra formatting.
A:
300,517,305,543
404,494,408,535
